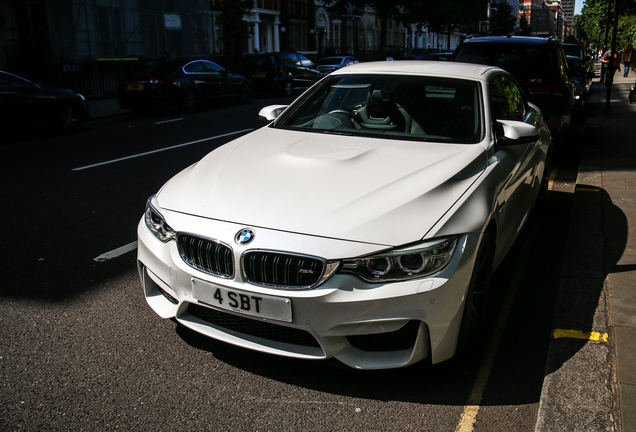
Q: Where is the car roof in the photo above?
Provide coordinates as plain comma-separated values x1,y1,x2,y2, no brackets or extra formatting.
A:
462,35,557,45
331,60,501,80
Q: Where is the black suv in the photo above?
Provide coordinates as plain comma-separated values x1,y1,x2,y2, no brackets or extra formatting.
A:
453,36,575,144
242,52,321,96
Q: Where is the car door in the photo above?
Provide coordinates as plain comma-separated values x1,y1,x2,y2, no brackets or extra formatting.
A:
183,61,215,100
490,74,542,251
293,54,320,90
201,61,237,100
0,72,38,131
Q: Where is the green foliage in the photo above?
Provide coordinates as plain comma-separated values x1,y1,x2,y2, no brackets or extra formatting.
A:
218,0,253,45
516,16,532,36
490,2,518,36
348,0,488,34
575,0,636,48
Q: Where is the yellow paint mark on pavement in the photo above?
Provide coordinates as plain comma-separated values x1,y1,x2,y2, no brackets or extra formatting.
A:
553,329,609,342
575,186,601,193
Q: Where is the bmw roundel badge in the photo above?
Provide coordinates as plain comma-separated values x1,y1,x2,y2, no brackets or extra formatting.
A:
236,229,255,245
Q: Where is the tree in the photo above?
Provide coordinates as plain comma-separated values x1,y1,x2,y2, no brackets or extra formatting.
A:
345,0,488,54
516,16,532,36
574,0,636,49
490,2,518,36
218,0,253,68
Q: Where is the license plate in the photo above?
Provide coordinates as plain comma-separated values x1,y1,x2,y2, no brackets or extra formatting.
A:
252,73,266,78
192,278,292,322
127,83,144,91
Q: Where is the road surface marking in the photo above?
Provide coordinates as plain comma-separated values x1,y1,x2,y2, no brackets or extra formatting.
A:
456,224,537,432
93,241,138,262
155,118,184,124
72,128,253,171
576,186,601,193
553,329,609,342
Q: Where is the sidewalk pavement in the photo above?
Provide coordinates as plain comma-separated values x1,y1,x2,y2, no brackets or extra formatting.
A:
536,65,636,432
86,67,636,432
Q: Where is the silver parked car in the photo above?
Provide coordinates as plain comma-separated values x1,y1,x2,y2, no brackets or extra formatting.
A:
316,56,358,75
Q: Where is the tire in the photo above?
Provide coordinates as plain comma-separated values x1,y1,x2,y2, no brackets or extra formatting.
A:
55,105,80,133
182,89,199,113
456,231,495,354
238,84,251,104
533,145,552,214
282,80,293,97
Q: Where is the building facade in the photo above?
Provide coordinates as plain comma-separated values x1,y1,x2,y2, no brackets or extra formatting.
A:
0,0,527,98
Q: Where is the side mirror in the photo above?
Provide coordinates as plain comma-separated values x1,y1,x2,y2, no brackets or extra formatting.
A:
587,72,596,79
495,120,539,147
258,105,288,123
21,83,39,94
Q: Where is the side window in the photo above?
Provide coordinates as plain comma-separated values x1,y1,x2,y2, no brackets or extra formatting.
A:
201,61,224,73
0,73,30,92
287,53,301,65
184,61,204,73
298,54,313,67
490,75,525,121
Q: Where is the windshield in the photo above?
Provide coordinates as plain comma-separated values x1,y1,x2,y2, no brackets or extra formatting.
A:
562,45,584,60
317,58,343,65
456,43,554,84
273,74,482,143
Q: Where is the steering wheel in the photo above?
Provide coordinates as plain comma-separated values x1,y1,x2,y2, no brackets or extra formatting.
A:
328,109,362,129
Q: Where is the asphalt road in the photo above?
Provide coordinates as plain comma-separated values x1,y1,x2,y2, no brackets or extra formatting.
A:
0,97,583,431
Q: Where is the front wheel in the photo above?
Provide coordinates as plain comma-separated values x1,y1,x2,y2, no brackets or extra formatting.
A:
182,89,199,113
456,231,495,355
238,84,251,104
535,145,552,211
55,105,80,133
282,80,293,97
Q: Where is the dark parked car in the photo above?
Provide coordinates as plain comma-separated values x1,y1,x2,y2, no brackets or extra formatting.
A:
454,36,575,143
562,43,593,73
242,52,321,96
118,59,251,114
0,70,88,134
316,56,358,75
567,55,595,122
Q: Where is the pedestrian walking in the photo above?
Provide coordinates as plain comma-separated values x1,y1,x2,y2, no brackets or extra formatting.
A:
622,43,633,77
602,48,622,86
600,46,608,82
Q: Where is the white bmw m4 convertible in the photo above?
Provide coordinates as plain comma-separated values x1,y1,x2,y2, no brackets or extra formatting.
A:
137,61,551,370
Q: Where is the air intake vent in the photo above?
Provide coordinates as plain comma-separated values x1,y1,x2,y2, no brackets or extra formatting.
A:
177,234,233,278
242,251,329,290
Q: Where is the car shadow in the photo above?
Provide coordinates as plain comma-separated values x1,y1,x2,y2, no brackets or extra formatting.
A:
173,176,625,408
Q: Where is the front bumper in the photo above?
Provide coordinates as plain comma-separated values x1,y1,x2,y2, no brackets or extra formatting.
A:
137,214,479,370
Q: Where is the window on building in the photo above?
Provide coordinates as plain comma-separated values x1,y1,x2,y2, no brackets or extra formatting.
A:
212,13,223,55
333,22,341,52
290,20,307,51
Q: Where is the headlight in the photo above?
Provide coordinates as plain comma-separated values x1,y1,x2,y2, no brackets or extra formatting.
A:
341,237,458,283
144,195,175,242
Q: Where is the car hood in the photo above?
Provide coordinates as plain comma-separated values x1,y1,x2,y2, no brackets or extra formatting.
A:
157,127,487,246
37,86,82,98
